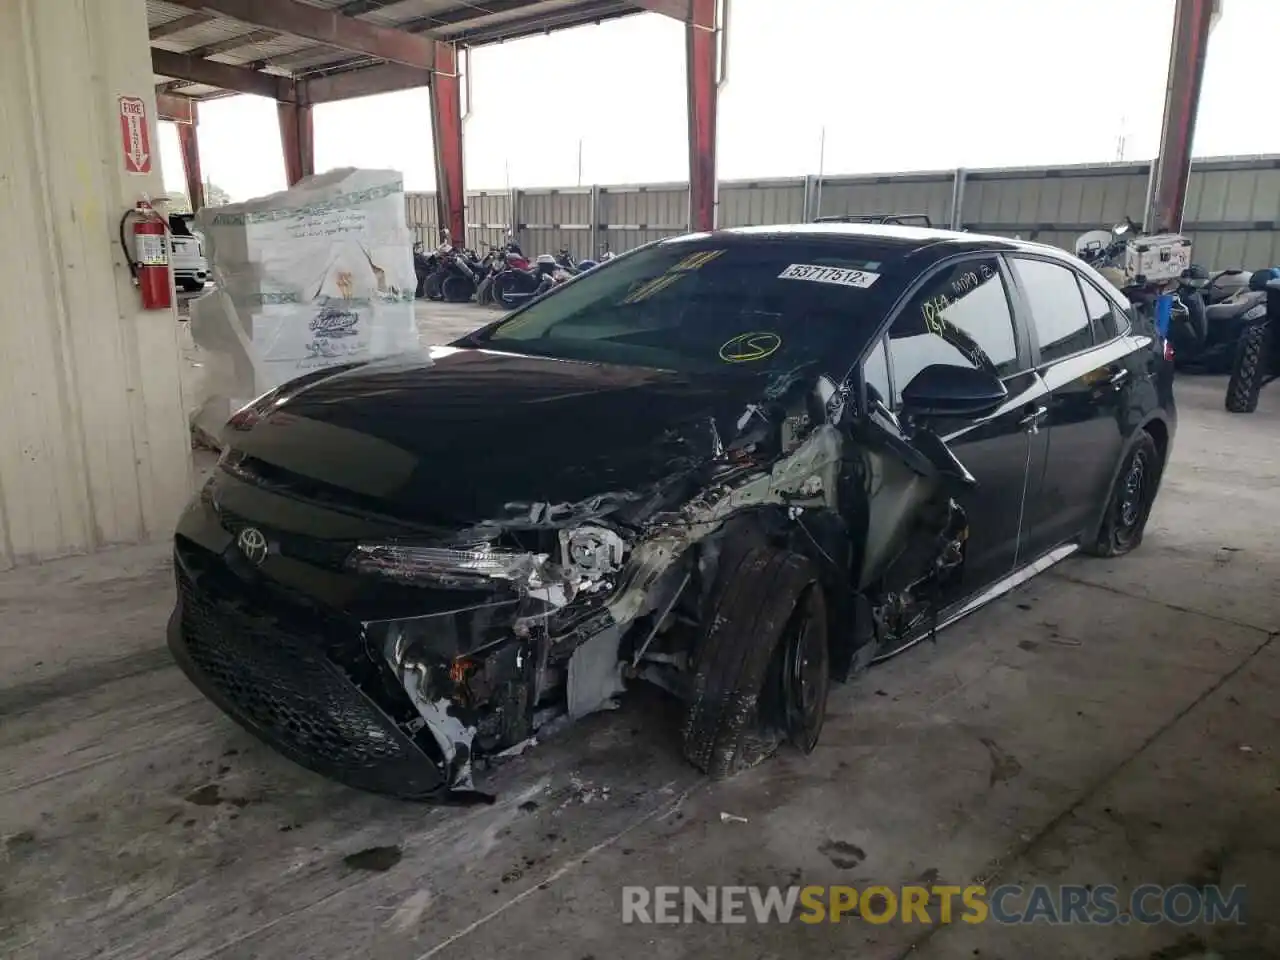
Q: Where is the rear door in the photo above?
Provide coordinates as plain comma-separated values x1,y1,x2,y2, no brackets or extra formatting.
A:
881,254,1048,592
1007,256,1131,553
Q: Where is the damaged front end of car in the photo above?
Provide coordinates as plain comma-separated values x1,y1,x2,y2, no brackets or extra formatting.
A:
330,368,980,802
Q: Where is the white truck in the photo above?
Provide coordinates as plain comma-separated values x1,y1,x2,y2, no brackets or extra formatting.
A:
168,212,209,292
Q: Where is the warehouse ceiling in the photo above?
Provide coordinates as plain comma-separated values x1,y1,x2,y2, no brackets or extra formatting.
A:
148,0,648,101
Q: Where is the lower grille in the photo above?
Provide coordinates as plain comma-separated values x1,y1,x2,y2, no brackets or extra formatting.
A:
170,564,443,798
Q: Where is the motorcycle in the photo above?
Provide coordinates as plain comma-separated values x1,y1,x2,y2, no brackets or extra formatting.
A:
420,232,457,301
440,247,488,302
1075,219,1191,355
1224,268,1280,413
491,253,563,308
413,241,440,300
476,239,531,307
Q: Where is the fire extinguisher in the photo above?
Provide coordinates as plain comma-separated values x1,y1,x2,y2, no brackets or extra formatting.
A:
119,197,173,310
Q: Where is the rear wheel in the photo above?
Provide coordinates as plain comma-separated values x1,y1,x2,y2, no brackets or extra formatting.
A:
493,271,531,308
1086,432,1161,558
441,274,475,303
1225,323,1271,414
682,546,829,778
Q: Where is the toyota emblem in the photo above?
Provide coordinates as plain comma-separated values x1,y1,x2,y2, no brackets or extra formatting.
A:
236,527,269,567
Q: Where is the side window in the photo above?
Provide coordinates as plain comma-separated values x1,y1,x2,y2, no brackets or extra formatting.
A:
863,336,890,408
1079,278,1122,341
1012,258,1095,363
886,256,1019,405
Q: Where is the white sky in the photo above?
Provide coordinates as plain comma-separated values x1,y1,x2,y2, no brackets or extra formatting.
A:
158,0,1280,202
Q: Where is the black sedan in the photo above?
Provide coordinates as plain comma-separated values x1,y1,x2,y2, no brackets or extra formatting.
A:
169,223,1176,801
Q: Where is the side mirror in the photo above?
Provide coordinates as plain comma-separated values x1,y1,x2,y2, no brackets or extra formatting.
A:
900,364,1007,420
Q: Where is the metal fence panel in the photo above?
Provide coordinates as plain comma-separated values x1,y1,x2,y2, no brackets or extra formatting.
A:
520,188,593,260
598,185,688,255
815,172,955,226
718,180,806,227
467,191,511,253
404,192,438,247
403,155,1280,271
599,186,688,230
1186,230,1280,271
1185,159,1280,224
960,162,1150,234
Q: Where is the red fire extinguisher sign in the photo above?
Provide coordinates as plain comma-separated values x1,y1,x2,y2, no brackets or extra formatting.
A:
119,96,152,175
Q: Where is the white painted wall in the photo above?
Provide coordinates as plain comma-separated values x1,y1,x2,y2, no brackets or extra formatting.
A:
0,0,192,569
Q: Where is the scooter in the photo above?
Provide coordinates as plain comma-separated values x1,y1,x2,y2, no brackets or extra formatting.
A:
1224,269,1280,413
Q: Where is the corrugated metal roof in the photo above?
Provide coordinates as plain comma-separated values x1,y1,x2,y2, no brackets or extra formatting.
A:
148,0,644,99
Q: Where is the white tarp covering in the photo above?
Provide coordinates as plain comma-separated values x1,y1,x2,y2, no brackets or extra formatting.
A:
187,168,418,441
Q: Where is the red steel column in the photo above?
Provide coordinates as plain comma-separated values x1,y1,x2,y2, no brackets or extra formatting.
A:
686,0,718,232
1147,0,1218,233
176,101,205,211
430,41,466,244
277,100,315,187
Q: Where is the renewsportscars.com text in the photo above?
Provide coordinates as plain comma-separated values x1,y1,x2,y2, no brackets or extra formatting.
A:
621,884,1247,926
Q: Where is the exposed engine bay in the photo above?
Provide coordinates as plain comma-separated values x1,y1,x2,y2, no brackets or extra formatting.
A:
342,368,977,800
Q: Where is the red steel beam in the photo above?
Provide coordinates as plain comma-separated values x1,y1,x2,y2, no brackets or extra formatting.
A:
162,0,439,71
177,102,206,211
152,48,297,101
630,0,687,19
304,63,432,104
1148,0,1219,233
633,0,720,231
278,101,316,186
156,92,196,125
430,42,466,244
686,0,718,231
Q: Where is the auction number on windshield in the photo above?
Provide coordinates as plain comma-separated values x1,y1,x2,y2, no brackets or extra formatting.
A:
719,331,782,363
778,263,880,288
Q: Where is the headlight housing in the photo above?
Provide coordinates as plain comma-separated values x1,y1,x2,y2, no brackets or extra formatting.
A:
345,543,546,590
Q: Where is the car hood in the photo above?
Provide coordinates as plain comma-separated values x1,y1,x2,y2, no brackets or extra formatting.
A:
226,347,771,530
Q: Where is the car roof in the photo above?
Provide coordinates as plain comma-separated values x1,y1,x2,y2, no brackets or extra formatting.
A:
711,221,1024,249
660,222,1090,278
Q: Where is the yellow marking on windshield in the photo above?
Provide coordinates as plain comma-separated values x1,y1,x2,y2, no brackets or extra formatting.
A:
673,249,725,271
622,249,726,303
719,331,782,363
623,273,681,303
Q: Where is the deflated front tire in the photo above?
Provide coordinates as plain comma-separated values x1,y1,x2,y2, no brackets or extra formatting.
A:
682,546,829,778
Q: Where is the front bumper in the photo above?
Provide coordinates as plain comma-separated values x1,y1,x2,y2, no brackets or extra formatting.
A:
168,545,448,798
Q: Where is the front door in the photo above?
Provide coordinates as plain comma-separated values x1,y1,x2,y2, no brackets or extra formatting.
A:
883,255,1046,593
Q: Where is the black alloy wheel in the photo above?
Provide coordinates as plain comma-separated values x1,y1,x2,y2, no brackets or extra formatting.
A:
778,585,830,753
1088,432,1161,557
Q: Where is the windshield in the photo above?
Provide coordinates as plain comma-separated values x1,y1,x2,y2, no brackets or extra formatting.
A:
474,237,909,374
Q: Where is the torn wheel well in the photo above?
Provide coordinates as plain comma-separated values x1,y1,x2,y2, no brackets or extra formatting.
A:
693,506,867,684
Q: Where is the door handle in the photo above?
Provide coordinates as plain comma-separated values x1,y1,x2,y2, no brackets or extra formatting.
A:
1019,405,1048,433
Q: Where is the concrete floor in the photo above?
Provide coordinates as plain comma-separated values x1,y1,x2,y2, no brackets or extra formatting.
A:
2,335,1279,958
